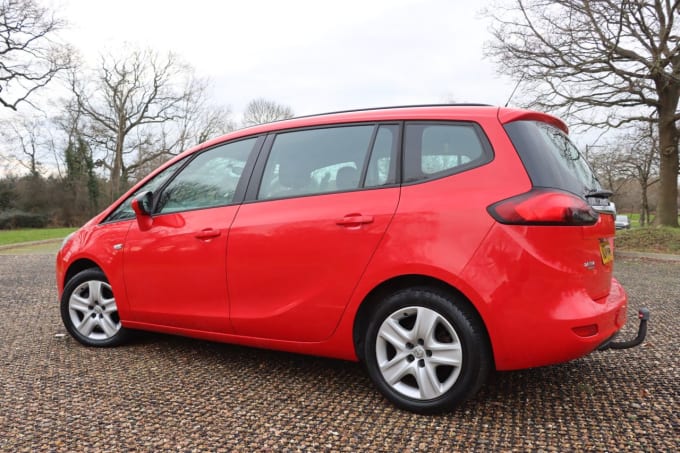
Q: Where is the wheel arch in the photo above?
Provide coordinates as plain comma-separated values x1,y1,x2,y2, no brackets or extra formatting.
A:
63,258,101,288
352,274,494,367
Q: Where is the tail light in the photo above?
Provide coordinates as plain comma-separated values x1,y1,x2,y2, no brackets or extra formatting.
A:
488,188,598,226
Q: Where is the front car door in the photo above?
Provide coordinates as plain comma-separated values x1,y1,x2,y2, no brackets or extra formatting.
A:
123,137,260,333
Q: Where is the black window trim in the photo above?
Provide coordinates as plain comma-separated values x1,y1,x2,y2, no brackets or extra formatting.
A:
358,125,380,188
361,123,402,189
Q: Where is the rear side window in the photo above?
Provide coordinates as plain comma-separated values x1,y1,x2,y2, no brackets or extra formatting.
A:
504,120,602,197
403,122,493,183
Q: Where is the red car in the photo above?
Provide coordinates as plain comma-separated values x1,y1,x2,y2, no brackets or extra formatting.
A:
56,105,647,413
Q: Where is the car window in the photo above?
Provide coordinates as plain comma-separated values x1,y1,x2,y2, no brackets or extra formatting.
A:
534,122,601,192
365,125,398,188
403,122,492,183
257,125,375,200
104,159,186,222
504,120,602,197
156,138,256,214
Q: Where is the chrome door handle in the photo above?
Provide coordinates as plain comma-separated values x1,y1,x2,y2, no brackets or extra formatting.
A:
195,228,221,239
336,215,374,227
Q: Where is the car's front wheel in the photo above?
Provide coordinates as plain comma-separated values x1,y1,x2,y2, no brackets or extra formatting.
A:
60,268,128,347
363,288,491,413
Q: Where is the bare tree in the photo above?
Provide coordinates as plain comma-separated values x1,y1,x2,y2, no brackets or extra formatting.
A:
590,122,660,225
120,75,237,182
620,123,661,225
0,0,72,110
241,98,294,127
147,77,234,163
0,115,54,176
589,146,631,199
486,0,680,226
71,48,196,200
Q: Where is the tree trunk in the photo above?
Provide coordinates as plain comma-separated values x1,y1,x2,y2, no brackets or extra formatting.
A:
641,185,648,226
655,88,679,227
110,128,125,202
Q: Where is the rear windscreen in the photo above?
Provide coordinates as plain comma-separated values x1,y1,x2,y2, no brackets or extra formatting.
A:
504,120,602,198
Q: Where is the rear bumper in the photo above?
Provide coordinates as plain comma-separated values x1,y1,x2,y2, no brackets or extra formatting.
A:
484,278,630,371
461,221,636,371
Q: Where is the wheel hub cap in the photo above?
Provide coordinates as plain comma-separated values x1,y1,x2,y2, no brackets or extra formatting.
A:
375,306,463,400
68,280,121,341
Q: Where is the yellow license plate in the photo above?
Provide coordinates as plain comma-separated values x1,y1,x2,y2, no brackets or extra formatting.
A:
599,239,613,265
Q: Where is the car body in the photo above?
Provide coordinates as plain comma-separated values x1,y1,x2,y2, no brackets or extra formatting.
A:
615,214,631,229
57,105,630,413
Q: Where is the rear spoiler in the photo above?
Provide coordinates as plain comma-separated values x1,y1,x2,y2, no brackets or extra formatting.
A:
497,108,568,134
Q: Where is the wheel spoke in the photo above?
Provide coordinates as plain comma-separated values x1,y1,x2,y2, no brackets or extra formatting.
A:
415,362,441,399
100,298,117,313
99,314,119,337
89,281,104,302
429,343,462,367
413,307,439,341
77,316,98,336
379,354,413,385
69,295,90,313
379,318,413,349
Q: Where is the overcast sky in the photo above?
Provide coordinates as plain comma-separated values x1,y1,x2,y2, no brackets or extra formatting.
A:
59,0,515,118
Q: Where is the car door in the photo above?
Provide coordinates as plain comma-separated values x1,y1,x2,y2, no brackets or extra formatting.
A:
123,137,260,333
227,124,400,342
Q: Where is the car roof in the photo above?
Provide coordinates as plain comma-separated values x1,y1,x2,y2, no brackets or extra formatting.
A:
171,104,568,163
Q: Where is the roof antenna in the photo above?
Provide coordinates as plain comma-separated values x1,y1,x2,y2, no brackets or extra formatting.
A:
504,75,524,107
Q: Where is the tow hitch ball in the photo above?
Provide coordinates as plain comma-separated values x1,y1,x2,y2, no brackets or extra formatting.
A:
598,308,650,351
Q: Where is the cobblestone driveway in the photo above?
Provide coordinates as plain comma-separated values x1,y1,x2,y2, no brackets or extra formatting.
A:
0,253,677,451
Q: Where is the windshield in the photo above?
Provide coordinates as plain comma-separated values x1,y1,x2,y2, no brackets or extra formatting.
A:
504,120,602,197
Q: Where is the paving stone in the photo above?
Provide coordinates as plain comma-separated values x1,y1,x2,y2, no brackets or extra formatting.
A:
0,254,677,451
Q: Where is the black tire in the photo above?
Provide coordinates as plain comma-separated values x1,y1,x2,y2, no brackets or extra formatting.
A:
60,268,128,347
363,287,491,414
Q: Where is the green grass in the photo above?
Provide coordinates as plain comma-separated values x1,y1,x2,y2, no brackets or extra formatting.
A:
0,227,77,246
616,226,680,254
622,212,642,228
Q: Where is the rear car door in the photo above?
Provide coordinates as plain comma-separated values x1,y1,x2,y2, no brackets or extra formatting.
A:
227,124,400,341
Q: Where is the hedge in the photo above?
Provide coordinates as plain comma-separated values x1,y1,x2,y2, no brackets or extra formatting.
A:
0,210,49,229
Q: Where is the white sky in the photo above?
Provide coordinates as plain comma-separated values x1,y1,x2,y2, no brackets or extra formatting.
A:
58,0,515,118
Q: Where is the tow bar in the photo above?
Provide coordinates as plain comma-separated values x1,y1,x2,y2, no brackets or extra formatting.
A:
598,308,650,351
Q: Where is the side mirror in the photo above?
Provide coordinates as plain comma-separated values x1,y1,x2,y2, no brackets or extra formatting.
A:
131,191,153,230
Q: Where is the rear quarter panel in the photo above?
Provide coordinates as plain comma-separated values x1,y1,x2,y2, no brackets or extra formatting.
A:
329,114,533,356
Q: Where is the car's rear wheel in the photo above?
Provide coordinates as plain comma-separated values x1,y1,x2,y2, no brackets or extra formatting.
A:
60,268,128,347
363,288,490,413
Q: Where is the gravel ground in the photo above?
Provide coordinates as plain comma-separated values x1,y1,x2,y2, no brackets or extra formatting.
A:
0,253,677,452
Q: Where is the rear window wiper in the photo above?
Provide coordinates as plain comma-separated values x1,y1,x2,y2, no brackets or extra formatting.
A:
585,189,613,199
586,189,616,214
